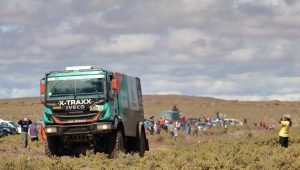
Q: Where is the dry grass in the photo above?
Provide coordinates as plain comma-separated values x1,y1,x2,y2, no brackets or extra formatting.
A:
0,97,43,121
1,127,300,169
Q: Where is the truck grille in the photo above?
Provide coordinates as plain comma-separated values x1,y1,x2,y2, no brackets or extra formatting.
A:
68,134,90,142
51,111,101,124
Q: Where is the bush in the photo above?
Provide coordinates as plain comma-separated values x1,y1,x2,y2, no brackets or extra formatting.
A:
1,128,300,169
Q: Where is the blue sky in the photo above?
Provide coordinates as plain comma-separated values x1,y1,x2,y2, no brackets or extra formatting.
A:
1,0,300,101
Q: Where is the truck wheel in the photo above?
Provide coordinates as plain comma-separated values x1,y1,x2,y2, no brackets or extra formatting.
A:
45,136,61,157
109,130,125,158
72,144,89,156
138,128,146,157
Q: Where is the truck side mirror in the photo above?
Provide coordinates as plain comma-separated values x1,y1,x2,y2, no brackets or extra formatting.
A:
112,79,118,91
40,78,45,104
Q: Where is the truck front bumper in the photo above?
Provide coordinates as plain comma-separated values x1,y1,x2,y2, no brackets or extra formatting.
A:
44,122,112,136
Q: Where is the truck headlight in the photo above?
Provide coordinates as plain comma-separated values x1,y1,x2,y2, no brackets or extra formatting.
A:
96,124,111,130
45,127,57,133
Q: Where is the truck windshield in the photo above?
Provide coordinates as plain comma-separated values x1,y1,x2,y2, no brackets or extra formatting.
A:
46,76,104,100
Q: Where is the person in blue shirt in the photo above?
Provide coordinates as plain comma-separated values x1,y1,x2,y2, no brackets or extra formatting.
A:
18,117,32,148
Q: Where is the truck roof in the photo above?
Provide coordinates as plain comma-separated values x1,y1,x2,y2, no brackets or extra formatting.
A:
46,69,106,78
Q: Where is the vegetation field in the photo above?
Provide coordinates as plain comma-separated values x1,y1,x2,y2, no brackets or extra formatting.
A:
1,127,300,169
0,95,300,169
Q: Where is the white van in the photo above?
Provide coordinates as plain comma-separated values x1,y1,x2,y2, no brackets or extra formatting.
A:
0,119,21,134
224,119,243,126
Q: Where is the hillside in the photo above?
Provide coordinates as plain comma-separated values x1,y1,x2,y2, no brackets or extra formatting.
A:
0,95,299,125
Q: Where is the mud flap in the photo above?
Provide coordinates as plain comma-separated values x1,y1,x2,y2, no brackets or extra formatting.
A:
138,122,149,151
145,138,149,151
41,125,46,143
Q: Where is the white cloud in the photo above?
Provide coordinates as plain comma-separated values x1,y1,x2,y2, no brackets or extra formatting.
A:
212,94,300,101
0,0,300,101
155,91,183,95
39,34,93,49
267,94,300,101
181,0,218,12
226,48,255,62
10,88,30,98
266,40,289,60
166,28,205,49
211,95,264,101
93,34,159,54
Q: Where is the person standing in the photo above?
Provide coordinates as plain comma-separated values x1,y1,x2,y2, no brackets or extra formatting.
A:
18,117,32,148
173,126,178,141
172,105,179,112
184,119,191,135
149,116,155,135
159,117,164,129
29,122,39,141
175,120,181,131
224,122,229,133
156,121,161,134
192,121,198,137
279,114,292,148
168,122,174,137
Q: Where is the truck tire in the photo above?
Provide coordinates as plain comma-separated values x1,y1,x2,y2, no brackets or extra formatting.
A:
72,144,89,156
108,130,125,158
45,136,61,157
138,127,146,157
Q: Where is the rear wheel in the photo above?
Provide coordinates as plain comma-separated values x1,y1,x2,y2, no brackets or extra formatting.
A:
138,128,146,157
126,123,148,156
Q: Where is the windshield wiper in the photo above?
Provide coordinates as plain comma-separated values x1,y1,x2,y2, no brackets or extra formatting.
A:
77,92,99,95
50,94,74,98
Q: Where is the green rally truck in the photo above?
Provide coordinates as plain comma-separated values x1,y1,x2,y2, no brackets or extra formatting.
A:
40,66,149,157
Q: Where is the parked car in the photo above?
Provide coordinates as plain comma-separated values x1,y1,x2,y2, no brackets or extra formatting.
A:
0,119,21,134
159,110,181,122
197,122,211,130
0,123,18,135
224,119,243,126
0,126,8,137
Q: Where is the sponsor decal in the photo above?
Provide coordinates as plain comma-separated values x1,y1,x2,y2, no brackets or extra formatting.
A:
58,99,93,110
90,105,103,112
46,102,57,107
52,106,62,110
66,120,87,123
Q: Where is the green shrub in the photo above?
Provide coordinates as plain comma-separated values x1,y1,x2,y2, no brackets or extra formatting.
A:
1,128,300,169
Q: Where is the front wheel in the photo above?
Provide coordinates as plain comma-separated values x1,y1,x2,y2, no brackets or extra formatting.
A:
45,136,62,157
108,130,125,158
